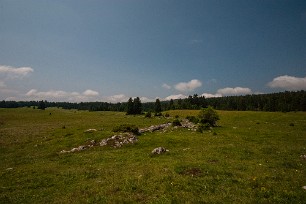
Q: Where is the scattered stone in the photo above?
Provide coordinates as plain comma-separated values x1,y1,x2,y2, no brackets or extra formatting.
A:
181,119,197,131
6,168,13,171
60,120,197,154
100,133,138,148
139,123,172,133
300,155,306,160
60,145,87,153
151,147,169,155
84,129,97,133
302,186,306,190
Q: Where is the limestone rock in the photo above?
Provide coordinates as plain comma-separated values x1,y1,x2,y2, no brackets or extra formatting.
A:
151,147,169,155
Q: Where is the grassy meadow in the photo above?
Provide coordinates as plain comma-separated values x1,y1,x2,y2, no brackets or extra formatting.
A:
0,108,305,203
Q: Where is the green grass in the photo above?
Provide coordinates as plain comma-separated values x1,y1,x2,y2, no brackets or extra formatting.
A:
0,108,306,203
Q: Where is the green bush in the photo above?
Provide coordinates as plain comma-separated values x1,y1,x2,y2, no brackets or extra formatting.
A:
186,116,199,124
172,119,182,126
154,112,163,117
198,106,220,127
145,112,152,118
165,113,170,117
112,124,139,134
197,123,211,133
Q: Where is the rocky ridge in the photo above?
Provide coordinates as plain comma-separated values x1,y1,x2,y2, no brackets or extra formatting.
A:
60,119,196,153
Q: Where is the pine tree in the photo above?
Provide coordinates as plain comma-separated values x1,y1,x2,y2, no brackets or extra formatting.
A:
169,99,175,110
133,97,142,114
38,100,46,110
155,99,162,113
126,98,134,115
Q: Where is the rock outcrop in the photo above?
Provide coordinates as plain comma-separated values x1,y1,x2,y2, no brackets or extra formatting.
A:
139,123,172,133
60,120,196,153
99,133,138,148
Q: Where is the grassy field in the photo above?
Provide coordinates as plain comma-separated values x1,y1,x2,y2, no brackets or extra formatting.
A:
0,108,305,203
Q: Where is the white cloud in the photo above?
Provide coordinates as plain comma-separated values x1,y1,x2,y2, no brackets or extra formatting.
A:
104,94,154,103
0,65,33,79
25,89,100,102
164,94,187,101
141,97,155,103
201,93,222,98
268,75,306,90
105,94,129,103
217,87,252,96
162,83,171,90
175,79,202,92
83,89,99,96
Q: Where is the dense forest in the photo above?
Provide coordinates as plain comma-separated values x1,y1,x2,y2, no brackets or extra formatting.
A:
0,90,305,112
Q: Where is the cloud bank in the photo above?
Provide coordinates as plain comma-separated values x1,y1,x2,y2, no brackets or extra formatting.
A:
164,94,187,100
201,93,222,98
25,89,100,102
0,65,33,79
268,75,306,90
217,87,252,96
105,94,129,103
175,79,202,92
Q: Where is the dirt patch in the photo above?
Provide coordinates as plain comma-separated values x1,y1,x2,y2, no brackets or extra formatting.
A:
177,167,203,177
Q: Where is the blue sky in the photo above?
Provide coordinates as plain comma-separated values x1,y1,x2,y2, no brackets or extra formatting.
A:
1,0,306,102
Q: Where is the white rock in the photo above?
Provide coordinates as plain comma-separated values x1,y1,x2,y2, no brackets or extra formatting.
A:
151,147,169,155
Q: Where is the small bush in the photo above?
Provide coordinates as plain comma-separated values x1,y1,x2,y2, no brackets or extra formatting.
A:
172,119,182,126
197,123,211,133
186,116,199,124
175,115,179,119
289,123,294,126
145,112,152,118
113,124,139,134
154,112,163,117
165,113,170,117
198,106,219,127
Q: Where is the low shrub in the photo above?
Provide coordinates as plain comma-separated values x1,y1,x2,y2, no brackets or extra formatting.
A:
112,124,139,134
172,119,182,126
186,116,199,124
154,112,163,117
198,106,219,127
197,123,211,133
145,112,152,118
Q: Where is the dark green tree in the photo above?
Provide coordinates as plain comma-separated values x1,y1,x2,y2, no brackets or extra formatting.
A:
155,99,162,114
169,99,175,110
133,97,142,114
126,97,134,115
38,100,46,110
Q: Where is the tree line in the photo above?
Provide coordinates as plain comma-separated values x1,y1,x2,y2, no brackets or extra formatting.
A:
0,90,305,112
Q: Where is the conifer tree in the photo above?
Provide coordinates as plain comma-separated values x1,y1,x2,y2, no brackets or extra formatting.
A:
155,98,162,113
126,97,134,115
133,97,142,114
38,100,46,110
